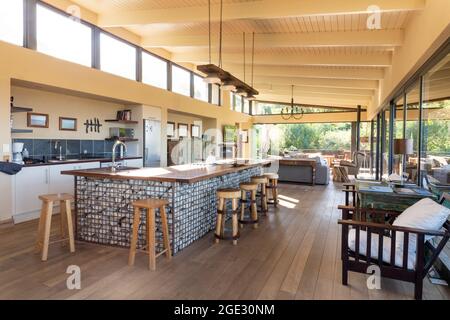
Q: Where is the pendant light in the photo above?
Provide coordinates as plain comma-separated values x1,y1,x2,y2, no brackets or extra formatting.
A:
235,32,247,96
197,0,258,97
281,85,304,120
203,0,221,84
247,32,257,101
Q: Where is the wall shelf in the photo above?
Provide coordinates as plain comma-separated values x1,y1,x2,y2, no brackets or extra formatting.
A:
11,106,33,113
104,119,138,124
11,129,33,134
105,137,138,142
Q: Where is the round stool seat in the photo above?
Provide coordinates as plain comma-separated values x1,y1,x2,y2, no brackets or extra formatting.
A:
263,173,279,180
251,176,269,184
217,188,241,199
132,198,169,209
239,182,258,191
39,193,74,202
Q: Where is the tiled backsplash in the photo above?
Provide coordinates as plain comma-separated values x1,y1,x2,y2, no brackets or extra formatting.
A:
13,139,121,159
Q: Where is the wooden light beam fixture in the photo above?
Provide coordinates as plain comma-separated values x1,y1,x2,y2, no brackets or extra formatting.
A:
197,0,258,97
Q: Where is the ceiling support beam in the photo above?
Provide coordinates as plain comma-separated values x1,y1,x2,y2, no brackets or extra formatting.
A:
256,85,374,97
172,51,392,67
225,65,385,80
142,30,403,48
98,0,425,27
250,76,379,90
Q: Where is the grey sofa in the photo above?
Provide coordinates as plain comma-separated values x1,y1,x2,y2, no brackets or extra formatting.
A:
277,157,330,185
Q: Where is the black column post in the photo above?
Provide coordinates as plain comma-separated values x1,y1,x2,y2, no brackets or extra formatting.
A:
24,0,37,50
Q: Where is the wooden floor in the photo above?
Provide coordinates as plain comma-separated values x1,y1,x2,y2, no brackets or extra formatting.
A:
1,182,449,300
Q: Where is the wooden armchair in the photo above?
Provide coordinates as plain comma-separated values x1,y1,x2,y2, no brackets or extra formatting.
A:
338,194,450,300
338,183,357,220
339,151,366,178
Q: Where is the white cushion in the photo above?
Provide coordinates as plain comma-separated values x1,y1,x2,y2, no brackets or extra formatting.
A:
393,198,450,252
348,229,416,270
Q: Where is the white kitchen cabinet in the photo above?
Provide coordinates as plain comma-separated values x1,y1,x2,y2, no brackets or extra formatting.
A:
125,158,143,168
14,166,49,218
13,161,100,223
48,162,100,195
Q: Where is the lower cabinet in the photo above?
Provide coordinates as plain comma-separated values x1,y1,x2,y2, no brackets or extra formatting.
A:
124,158,143,168
13,162,100,223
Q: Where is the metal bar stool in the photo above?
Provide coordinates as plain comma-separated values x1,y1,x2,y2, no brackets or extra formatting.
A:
251,176,269,214
215,188,241,245
264,173,279,208
36,193,75,261
128,198,172,271
239,182,259,229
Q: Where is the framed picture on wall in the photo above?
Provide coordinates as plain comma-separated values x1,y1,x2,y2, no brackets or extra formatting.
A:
59,117,77,131
178,123,189,138
223,125,237,143
167,122,175,137
27,113,49,128
191,125,200,138
240,130,248,143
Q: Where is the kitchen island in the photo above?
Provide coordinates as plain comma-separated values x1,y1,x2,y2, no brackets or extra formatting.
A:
62,160,271,254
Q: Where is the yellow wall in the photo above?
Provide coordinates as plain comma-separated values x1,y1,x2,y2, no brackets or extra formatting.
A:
0,77,12,222
11,85,131,140
167,112,204,140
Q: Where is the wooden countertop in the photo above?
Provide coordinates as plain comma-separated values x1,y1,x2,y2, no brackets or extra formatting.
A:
62,160,272,184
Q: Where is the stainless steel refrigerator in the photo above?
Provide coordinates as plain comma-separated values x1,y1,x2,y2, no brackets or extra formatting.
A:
143,119,161,167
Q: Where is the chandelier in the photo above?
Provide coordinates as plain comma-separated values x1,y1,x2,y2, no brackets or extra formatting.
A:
281,85,304,120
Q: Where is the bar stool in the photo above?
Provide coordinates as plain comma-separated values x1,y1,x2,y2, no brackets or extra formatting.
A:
251,176,269,214
239,182,259,229
128,198,172,271
36,193,75,261
264,173,279,208
215,188,241,245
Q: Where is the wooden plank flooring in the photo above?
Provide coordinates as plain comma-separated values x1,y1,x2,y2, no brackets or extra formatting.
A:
0,182,449,300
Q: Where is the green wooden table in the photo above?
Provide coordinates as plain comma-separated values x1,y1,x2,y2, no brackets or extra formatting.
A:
356,181,437,212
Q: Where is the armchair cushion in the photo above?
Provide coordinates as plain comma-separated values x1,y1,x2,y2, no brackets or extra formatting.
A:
348,229,416,270
393,198,450,252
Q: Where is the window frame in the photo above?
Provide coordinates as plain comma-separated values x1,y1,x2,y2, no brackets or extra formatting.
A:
141,49,169,90
35,2,93,67
171,64,193,97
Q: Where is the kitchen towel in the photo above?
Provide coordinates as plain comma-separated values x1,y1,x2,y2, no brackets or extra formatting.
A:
0,162,23,175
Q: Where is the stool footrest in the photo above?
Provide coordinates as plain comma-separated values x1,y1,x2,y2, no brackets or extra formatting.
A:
240,199,257,204
238,218,259,225
214,232,240,241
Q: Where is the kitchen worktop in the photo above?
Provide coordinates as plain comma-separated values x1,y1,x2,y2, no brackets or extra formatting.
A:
62,159,272,183
23,156,143,167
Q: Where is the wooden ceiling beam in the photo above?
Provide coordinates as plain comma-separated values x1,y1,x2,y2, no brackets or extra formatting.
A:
173,51,392,67
224,65,385,80
142,30,403,48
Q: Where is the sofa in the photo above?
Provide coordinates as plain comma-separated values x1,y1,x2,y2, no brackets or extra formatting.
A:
277,156,330,185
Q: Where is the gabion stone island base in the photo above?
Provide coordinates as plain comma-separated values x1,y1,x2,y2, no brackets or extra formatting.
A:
75,166,262,254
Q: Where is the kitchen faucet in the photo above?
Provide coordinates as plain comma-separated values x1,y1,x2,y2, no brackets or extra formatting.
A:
54,141,63,161
111,140,127,172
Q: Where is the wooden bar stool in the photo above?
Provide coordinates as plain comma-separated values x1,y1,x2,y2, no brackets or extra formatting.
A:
128,199,172,271
264,173,279,208
36,193,75,261
215,188,241,245
251,176,269,214
239,182,259,229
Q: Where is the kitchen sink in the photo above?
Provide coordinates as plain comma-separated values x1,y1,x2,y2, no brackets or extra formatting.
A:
46,159,80,163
